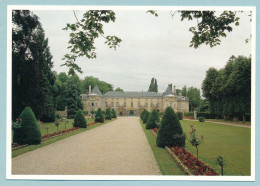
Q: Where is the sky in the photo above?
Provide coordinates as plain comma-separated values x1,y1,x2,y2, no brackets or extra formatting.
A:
33,9,252,93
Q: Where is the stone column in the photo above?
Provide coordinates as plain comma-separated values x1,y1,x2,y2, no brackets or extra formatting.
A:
194,108,197,120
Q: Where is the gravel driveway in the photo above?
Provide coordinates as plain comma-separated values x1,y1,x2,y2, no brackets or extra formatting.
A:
12,116,161,175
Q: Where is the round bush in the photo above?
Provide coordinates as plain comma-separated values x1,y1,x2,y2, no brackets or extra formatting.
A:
74,110,87,128
156,107,185,147
95,108,104,123
143,111,150,124
146,110,159,129
198,116,205,122
13,107,42,145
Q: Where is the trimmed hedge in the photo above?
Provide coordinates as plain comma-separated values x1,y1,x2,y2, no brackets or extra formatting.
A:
74,110,87,128
177,112,183,120
95,108,104,123
156,107,185,148
146,110,159,129
143,111,150,124
13,107,42,145
112,108,117,118
105,108,112,120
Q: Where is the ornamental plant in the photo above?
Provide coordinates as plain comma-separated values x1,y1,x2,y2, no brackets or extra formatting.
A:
105,108,112,120
140,110,147,121
198,117,205,122
217,155,224,175
177,112,183,120
12,118,22,130
13,107,42,145
111,108,117,118
74,110,87,128
146,110,159,129
143,111,150,124
95,108,104,123
156,107,185,147
55,119,60,132
189,124,204,160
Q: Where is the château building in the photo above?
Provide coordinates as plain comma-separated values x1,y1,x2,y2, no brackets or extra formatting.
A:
80,85,189,116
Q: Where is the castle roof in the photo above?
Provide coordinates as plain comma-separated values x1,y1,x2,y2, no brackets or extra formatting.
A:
103,91,162,98
163,86,174,97
91,86,102,96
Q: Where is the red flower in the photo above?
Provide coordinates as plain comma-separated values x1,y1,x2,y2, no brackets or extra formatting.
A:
201,135,204,139
193,129,196,131
189,132,192,134
190,124,194,128
20,118,22,122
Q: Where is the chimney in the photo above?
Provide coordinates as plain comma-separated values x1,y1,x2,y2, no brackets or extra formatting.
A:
89,85,91,94
173,85,176,95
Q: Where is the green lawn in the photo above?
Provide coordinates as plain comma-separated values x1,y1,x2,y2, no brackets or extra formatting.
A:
180,120,251,176
39,118,95,136
140,120,184,175
12,118,114,158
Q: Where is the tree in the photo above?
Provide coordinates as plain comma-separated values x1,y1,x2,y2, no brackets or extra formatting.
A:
105,108,112,120
55,73,68,111
143,111,150,124
74,110,87,128
156,107,185,147
111,108,117,118
66,75,83,118
62,10,122,73
140,110,147,121
146,110,159,129
187,87,201,111
181,85,188,96
12,10,56,121
13,107,42,145
95,108,104,123
115,87,124,92
81,76,113,94
148,77,158,92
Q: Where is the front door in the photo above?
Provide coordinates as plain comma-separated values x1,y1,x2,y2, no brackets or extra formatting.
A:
129,110,134,115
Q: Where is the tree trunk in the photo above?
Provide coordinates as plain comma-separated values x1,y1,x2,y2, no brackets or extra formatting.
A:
243,114,246,123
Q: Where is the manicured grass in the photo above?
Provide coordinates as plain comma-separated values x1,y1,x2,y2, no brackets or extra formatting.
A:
140,120,184,175
180,120,251,176
204,119,251,126
12,119,115,158
39,118,95,136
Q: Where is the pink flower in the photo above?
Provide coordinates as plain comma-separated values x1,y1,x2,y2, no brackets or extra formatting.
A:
20,118,22,122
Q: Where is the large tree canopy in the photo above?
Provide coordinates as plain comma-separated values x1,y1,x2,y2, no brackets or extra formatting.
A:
148,77,158,92
81,76,113,94
12,10,56,121
202,55,251,121
63,10,242,73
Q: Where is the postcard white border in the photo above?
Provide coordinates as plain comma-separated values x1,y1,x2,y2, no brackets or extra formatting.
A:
6,5,256,181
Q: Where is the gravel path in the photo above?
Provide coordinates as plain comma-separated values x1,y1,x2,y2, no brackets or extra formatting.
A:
12,117,161,175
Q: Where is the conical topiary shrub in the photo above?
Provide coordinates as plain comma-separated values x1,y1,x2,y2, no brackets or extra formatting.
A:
13,107,42,145
140,110,147,121
105,108,112,120
74,110,87,128
112,108,117,118
146,110,159,129
156,107,185,147
95,108,104,123
143,111,150,124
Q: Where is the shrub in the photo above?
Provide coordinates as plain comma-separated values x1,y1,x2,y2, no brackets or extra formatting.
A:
143,111,150,124
13,107,42,145
156,107,185,147
95,108,104,123
112,108,117,118
198,116,205,122
177,112,183,120
83,111,88,116
146,110,160,129
73,110,87,128
105,108,112,120
140,110,147,121
184,112,194,117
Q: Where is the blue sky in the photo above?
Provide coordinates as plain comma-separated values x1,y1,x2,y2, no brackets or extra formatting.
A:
34,10,252,93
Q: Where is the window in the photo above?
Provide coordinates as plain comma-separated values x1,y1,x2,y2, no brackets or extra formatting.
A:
105,102,107,107
92,102,94,107
116,102,119,107
138,102,140,107
111,102,114,107
170,103,173,107
150,102,153,107
145,102,148,107
157,103,159,107
182,104,185,109
124,102,126,107
131,102,133,107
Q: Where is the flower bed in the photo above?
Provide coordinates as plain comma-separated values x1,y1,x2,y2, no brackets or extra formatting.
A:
183,116,194,119
150,127,218,176
169,146,218,175
42,127,80,140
